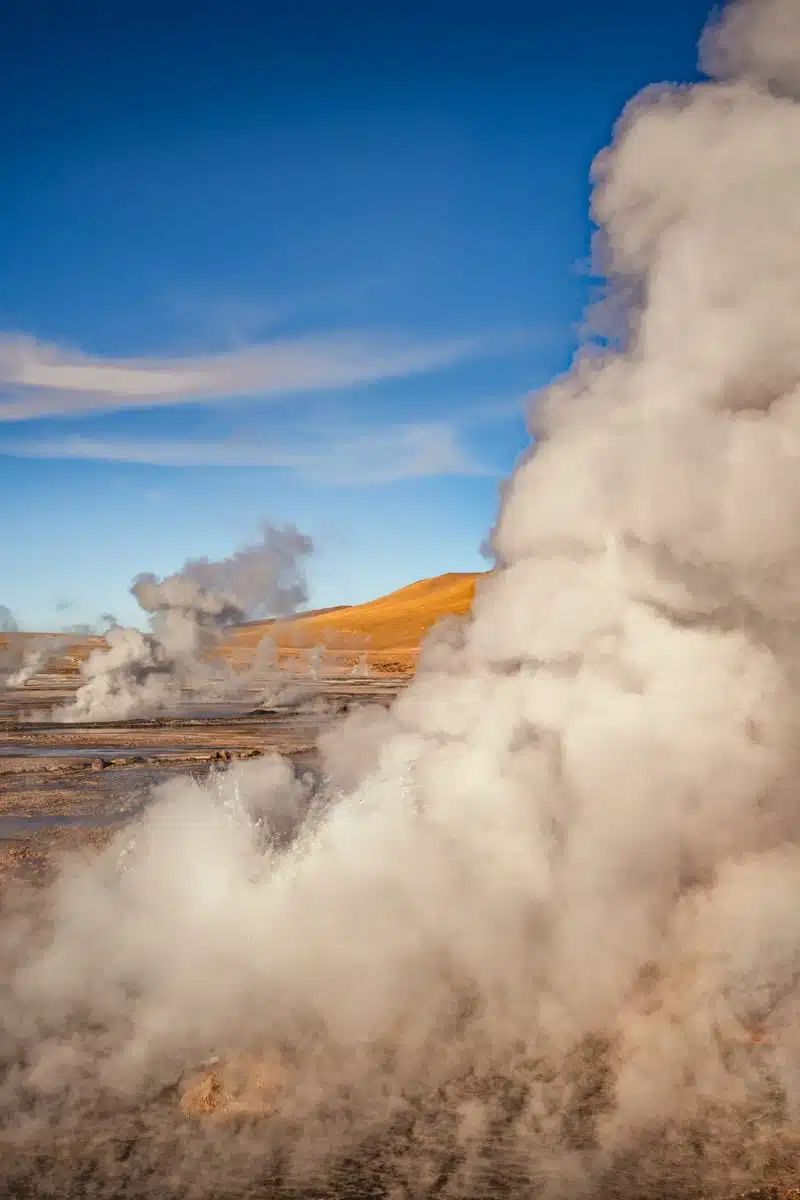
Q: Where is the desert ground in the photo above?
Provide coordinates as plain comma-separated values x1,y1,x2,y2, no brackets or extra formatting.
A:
0,572,478,891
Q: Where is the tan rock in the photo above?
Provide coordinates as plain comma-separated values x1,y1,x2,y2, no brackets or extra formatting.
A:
179,1054,287,1119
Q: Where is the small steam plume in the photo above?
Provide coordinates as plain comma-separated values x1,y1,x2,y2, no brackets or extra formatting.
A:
3,637,85,691
5,638,61,688
4,2,800,1196
0,604,21,686
3,617,118,692
305,643,323,680
350,650,370,677
57,522,314,722
0,603,18,633
0,608,121,690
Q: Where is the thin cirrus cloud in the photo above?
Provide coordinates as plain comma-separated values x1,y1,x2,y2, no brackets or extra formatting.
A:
1,422,496,486
0,330,487,421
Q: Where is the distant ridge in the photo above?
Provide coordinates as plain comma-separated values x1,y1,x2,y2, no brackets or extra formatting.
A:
225,571,485,673
234,604,350,628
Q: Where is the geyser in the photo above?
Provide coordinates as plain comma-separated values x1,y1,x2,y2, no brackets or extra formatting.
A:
56,521,314,721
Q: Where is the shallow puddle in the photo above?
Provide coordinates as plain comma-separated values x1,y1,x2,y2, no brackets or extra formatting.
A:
0,804,146,838
0,745,242,758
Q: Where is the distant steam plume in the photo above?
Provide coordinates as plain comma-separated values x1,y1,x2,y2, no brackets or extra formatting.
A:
0,604,18,633
4,637,69,688
4,2,800,1197
57,523,314,721
1,616,118,692
0,605,22,687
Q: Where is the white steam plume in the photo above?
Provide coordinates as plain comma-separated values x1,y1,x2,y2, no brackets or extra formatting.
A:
0,603,18,634
2,617,118,692
57,522,314,722
3,1,800,1195
3,633,85,689
0,604,21,687
5,640,59,688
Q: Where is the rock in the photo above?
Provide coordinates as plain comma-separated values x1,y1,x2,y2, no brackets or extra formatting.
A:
179,1069,226,1116
89,757,108,771
179,1054,287,1119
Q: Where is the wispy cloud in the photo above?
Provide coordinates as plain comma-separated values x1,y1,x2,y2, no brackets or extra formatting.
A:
159,275,399,348
0,330,485,422
0,422,496,486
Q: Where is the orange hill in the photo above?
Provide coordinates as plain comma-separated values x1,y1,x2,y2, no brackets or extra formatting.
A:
225,571,484,674
1,573,485,682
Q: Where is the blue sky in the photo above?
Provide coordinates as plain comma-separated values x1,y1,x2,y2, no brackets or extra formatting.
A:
0,0,711,630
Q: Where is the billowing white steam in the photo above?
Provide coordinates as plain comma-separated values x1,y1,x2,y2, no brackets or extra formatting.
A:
56,522,314,721
3,1,800,1195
